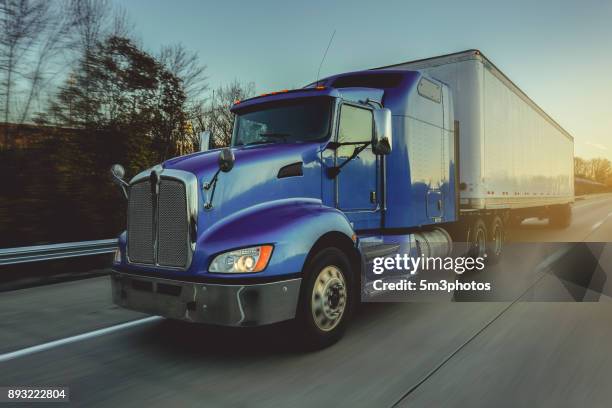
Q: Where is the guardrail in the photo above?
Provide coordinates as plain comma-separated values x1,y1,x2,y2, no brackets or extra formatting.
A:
0,239,118,266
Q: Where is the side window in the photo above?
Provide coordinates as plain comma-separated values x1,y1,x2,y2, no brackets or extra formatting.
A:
337,104,373,157
417,77,441,103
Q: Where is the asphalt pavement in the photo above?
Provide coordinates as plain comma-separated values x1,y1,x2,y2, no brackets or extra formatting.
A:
512,193,612,242
1,194,612,407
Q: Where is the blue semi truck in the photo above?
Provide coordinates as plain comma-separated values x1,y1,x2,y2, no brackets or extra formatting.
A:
110,50,574,347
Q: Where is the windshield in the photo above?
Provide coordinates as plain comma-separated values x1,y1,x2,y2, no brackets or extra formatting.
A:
232,97,333,146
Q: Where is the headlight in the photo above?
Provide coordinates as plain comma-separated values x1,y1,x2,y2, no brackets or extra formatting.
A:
209,245,273,273
113,248,122,264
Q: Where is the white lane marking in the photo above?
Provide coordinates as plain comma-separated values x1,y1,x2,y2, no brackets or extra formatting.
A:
0,316,163,363
0,243,583,365
574,194,612,209
534,244,574,272
590,212,612,232
394,244,576,405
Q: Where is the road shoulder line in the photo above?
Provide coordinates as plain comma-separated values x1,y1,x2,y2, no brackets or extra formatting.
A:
391,244,575,407
0,316,162,363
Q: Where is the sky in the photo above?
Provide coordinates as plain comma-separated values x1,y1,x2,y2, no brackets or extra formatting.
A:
117,0,612,161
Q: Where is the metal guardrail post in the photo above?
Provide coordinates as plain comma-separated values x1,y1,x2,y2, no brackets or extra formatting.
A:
0,239,118,266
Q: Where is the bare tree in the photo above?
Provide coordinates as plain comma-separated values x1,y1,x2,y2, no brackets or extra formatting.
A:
159,43,208,146
206,80,255,147
68,0,109,56
66,0,110,123
0,0,49,146
17,1,71,125
159,44,207,101
575,156,612,186
0,0,129,139
589,158,612,184
110,5,133,39
574,157,589,179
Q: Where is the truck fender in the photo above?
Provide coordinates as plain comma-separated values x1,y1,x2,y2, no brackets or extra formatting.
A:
195,198,356,278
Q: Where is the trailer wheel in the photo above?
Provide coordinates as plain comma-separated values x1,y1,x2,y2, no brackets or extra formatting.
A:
467,217,488,259
487,216,504,264
295,247,353,349
549,204,572,229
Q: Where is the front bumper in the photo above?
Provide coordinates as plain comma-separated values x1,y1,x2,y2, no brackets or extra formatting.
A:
111,272,302,327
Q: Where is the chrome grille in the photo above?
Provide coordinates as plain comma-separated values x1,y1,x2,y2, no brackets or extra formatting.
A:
127,172,192,269
127,181,155,264
157,179,189,267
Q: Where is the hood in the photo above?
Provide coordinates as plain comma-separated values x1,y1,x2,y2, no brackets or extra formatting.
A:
163,142,324,234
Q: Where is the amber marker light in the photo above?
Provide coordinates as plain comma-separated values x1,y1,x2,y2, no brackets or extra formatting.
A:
254,245,274,272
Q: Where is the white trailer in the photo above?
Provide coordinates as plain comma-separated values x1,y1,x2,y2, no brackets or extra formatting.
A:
378,49,574,231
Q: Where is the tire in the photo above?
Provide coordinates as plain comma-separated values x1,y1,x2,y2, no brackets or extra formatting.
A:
549,204,572,229
295,247,353,349
487,215,504,264
467,217,488,259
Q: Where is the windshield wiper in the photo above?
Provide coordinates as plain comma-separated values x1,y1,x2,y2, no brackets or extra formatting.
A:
243,140,273,146
237,133,292,147
259,132,290,142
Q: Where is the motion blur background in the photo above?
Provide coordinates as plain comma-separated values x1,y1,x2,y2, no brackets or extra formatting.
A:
2,0,611,249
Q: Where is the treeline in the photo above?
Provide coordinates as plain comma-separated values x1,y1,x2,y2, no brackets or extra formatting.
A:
574,157,612,186
1,0,253,158
0,0,254,247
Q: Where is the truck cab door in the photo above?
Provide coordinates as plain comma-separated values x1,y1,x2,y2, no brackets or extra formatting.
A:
334,103,381,229
414,76,448,223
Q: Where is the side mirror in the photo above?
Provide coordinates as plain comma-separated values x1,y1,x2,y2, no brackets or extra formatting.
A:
203,148,235,209
110,163,128,199
218,148,235,172
110,163,125,180
372,108,393,155
199,131,211,152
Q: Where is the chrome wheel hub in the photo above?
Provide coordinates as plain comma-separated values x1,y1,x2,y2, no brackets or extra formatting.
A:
311,265,347,332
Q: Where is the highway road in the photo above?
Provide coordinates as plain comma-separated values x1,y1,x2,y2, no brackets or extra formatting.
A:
512,193,612,242
1,194,612,407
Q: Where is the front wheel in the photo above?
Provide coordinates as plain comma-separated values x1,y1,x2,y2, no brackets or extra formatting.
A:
295,248,353,349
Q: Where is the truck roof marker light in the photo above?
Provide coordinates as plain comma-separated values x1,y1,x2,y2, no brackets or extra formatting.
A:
234,99,241,104
315,85,326,90
254,245,274,272
260,89,290,97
